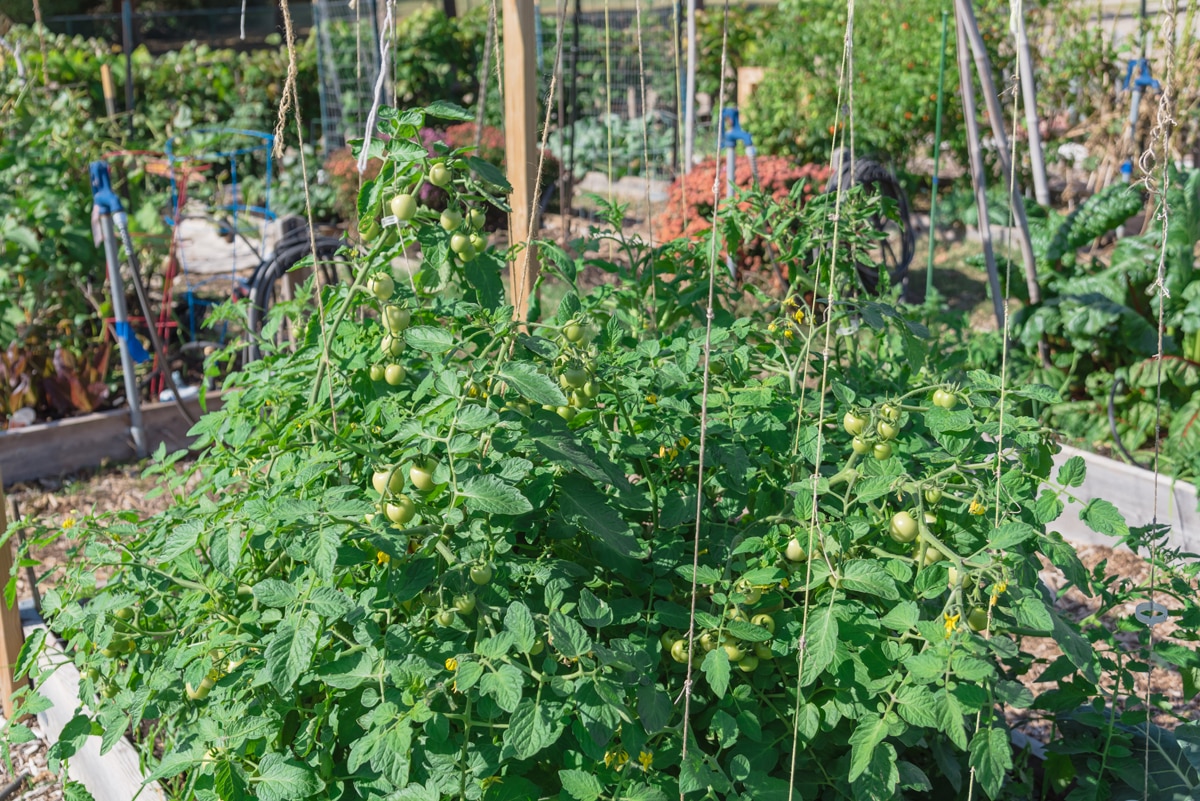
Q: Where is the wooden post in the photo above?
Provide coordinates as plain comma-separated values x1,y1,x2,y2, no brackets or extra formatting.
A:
0,466,28,720
503,0,539,322
955,7,1005,333
101,63,117,118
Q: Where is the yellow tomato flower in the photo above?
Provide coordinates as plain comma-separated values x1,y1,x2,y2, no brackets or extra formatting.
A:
677,435,691,449
944,612,960,638
668,447,679,460
61,515,77,531
968,499,986,516
481,777,501,790
646,393,658,405
604,748,629,769
783,328,794,339
767,322,778,333
990,580,1008,605
638,750,653,771
445,657,458,672
793,309,806,325
376,551,391,565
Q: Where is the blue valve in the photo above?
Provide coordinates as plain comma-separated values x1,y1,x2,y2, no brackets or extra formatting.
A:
721,108,754,150
89,161,125,215
1123,58,1161,93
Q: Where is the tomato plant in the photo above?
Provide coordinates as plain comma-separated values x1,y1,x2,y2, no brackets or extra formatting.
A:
7,104,1200,801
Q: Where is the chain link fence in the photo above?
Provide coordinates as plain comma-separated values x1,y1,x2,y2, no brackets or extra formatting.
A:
313,0,381,151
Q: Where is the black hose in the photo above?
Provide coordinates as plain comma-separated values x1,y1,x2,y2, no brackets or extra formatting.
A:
113,220,197,426
0,774,29,801
1108,375,1151,469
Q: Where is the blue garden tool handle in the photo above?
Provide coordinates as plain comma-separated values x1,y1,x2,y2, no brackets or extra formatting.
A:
721,108,754,150
1123,58,1161,93
89,161,125,215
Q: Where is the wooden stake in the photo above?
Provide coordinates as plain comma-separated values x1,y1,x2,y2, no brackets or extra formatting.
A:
955,8,1005,333
503,0,540,323
100,63,117,118
0,467,28,720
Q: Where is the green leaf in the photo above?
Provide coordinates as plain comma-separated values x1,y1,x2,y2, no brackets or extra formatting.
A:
726,619,772,643
456,404,499,432
468,155,513,191
800,605,837,686
502,700,559,760
505,602,537,652
637,687,672,734
1056,455,1087,487
254,753,324,801
308,587,353,619
935,689,967,749
880,601,919,631
1080,498,1129,538
1014,596,1054,631
160,519,203,561
426,100,475,121
404,325,456,353
559,769,604,801
557,474,640,556
985,521,1037,551
895,684,939,728
853,742,900,799
265,612,319,691
548,611,593,658
968,727,1013,800
464,251,505,310
252,579,298,608
1051,609,1098,682
840,560,900,600
480,663,525,713
702,645,731,698
459,475,532,515
848,713,889,782
499,361,567,407
578,589,613,628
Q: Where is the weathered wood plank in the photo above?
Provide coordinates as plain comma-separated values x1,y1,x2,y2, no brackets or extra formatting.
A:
0,467,26,719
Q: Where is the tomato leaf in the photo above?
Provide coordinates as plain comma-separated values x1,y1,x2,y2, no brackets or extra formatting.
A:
404,325,456,353
255,753,325,801
702,646,731,698
799,605,837,686
1056,455,1087,487
578,589,614,628
556,474,641,557
1080,498,1129,539
968,726,1012,800
499,361,568,407
848,713,889,782
840,560,900,600
549,611,593,658
252,579,298,608
504,602,537,653
480,663,524,713
265,612,319,691
559,769,604,801
425,100,474,122
459,474,532,515
468,155,513,191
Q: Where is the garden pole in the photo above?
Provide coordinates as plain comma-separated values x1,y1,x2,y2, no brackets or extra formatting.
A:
925,9,949,300
502,0,540,323
101,63,117,118
91,162,148,458
954,8,1005,332
122,0,134,139
682,0,697,173
1013,5,1050,206
0,466,28,721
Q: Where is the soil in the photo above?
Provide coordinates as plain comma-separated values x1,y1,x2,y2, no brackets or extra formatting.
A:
0,721,61,801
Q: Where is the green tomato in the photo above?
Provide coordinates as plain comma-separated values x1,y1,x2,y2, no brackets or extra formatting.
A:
877,421,899,441
529,638,545,655
385,495,415,525
469,233,487,252
469,562,494,586
103,682,120,699
851,436,870,455
385,363,407,385
563,323,584,343
843,411,867,436
410,459,438,492
390,194,418,221
889,511,918,543
660,631,679,651
435,609,457,627
369,364,386,382
359,219,381,243
582,380,600,400
367,273,395,301
967,606,989,632
925,487,943,505
453,593,477,615
880,403,900,421
933,389,958,409
737,654,760,672
440,208,463,231
562,365,588,389
785,538,807,562
753,643,774,660
381,334,405,358
670,639,689,664
85,667,101,681
384,305,411,334
429,163,452,188
113,607,134,621
736,581,762,604
751,613,775,634
373,468,404,496
873,442,893,460
450,232,471,254
723,642,745,662
556,405,576,421
468,208,487,230
699,632,718,652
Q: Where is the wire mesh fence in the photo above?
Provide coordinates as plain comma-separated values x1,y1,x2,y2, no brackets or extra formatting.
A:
45,5,313,50
313,0,382,151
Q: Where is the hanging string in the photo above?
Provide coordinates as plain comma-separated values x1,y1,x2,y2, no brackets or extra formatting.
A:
603,0,614,201
787,2,856,797
633,0,658,322
679,3,731,795
355,0,395,174
474,3,497,154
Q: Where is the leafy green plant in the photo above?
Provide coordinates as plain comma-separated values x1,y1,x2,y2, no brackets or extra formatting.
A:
7,104,1198,801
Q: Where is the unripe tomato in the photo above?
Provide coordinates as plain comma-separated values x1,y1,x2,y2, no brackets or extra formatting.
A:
410,459,438,492
877,421,899,441
469,562,494,585
85,667,101,681
843,411,867,436
737,654,759,672
563,323,584,343
440,209,463,231
385,363,407,385
468,208,487,230
453,593,476,614
359,218,381,243
967,606,989,631
381,335,405,358
373,468,404,496
562,365,588,389
753,643,774,660
385,495,415,525
925,487,943,505
751,613,775,634
880,403,900,422
367,273,395,301
851,437,870,455
530,638,545,655
723,642,745,662
873,442,893,460
384,305,411,334
582,380,600,400
661,630,680,650
947,566,974,590
933,389,958,409
924,546,945,565
435,609,456,627
889,511,918,543
103,682,120,698
670,639,689,664
429,163,452,188
469,233,487,252
450,232,471,254
369,364,386,382
556,405,576,421
390,194,418,221
113,607,134,621
699,632,718,652
785,538,807,562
